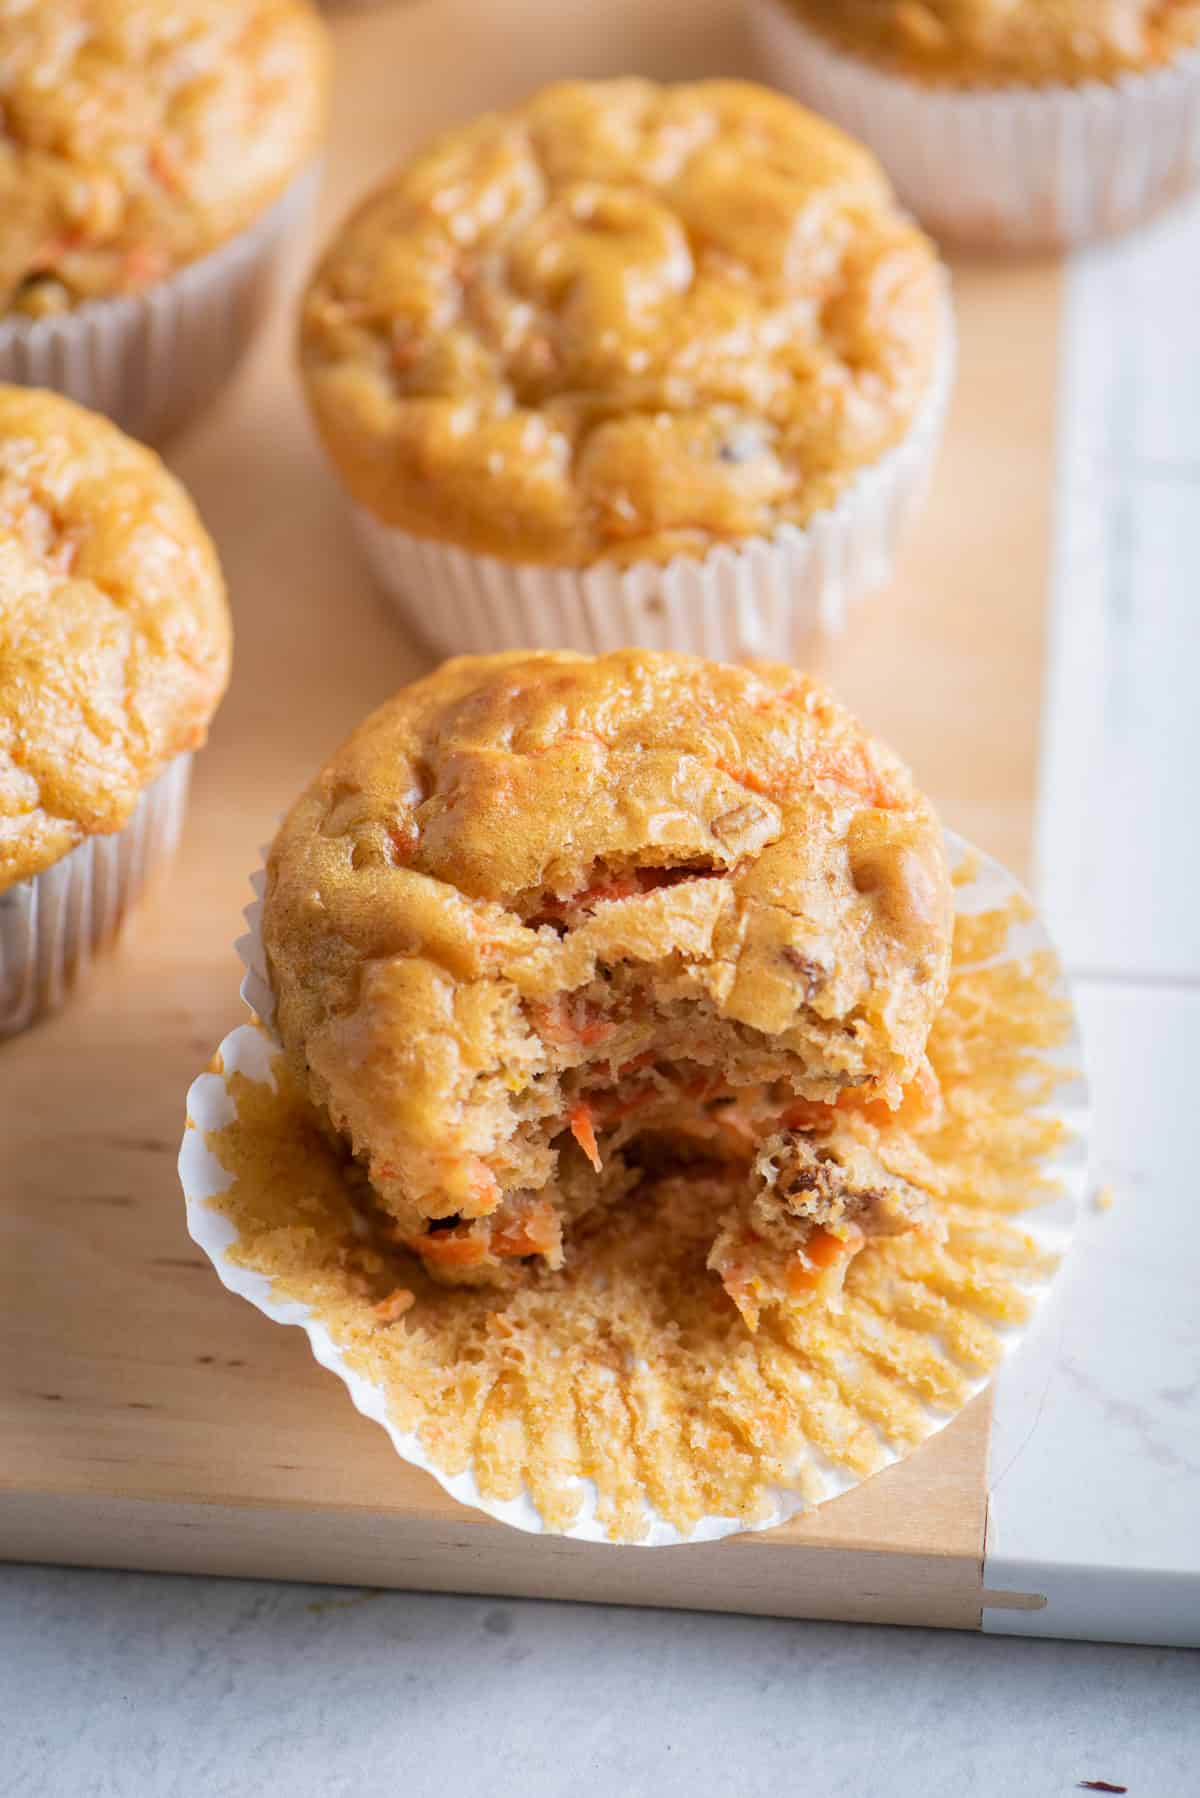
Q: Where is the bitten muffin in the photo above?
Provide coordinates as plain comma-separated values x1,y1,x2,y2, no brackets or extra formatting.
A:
753,0,1200,247
0,1,329,441
0,0,328,318
298,79,950,655
263,651,952,1324
0,387,231,1027
780,0,1200,88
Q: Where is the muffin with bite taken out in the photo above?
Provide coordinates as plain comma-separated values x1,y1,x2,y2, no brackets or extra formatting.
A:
262,650,953,1326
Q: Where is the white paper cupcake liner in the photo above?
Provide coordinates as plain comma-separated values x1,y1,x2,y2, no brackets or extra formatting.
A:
0,752,191,1039
0,165,320,443
179,832,1088,1546
749,0,1200,250
351,301,955,661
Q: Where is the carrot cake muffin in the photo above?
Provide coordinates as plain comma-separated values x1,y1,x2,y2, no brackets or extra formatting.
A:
0,386,231,1030
0,0,329,437
753,0,1200,246
263,650,953,1324
298,79,951,655
187,831,1079,1541
0,0,327,317
781,1,1200,88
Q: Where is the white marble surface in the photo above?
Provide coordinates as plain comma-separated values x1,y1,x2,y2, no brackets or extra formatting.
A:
982,187,1200,1645
1037,192,1200,981
1,1565,1195,1798
985,988,1200,1643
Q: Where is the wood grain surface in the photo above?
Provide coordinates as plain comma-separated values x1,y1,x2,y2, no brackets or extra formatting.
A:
0,0,1060,1623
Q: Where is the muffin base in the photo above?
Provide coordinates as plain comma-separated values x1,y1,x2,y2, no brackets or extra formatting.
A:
350,298,955,662
749,0,1200,250
179,834,1086,1546
0,753,191,1039
0,166,320,443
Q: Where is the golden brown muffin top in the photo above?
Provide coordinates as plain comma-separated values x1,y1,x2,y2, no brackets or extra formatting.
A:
0,0,329,316
264,651,953,1222
0,386,231,890
786,0,1200,87
299,79,944,566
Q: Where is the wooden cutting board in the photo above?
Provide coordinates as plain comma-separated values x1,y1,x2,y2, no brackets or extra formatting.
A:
0,0,1060,1627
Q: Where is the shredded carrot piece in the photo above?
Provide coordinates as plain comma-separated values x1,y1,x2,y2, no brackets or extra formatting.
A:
838,1056,942,1130
538,875,639,918
461,1157,501,1216
371,1289,415,1324
409,1229,487,1269
568,1103,602,1172
576,1015,616,1047
806,1223,865,1272
535,996,615,1049
491,1200,560,1259
576,874,641,906
804,1227,849,1271
807,746,901,810
716,761,780,800
386,820,418,865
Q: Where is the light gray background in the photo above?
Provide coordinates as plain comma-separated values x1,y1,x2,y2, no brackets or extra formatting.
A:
2,1566,1194,1797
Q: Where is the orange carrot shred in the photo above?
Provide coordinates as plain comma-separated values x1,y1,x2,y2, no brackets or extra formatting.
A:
408,1230,487,1269
372,1289,415,1324
804,1228,847,1271
568,1103,602,1172
492,1200,559,1259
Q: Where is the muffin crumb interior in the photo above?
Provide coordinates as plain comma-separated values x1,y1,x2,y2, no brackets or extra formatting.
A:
207,888,1072,1542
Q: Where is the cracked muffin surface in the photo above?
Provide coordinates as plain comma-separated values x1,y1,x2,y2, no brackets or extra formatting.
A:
0,386,231,889
784,0,1200,87
0,0,328,317
298,77,944,566
263,649,952,1299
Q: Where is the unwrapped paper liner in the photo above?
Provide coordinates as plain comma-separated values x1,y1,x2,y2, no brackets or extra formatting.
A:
749,0,1200,250
0,166,319,443
180,832,1088,1545
350,297,955,660
1,752,191,1038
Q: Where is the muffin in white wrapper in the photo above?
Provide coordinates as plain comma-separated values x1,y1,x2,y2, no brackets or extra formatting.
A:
749,0,1200,250
0,167,320,444
1,386,230,1038
352,306,954,662
1,752,191,1039
179,834,1088,1547
303,81,954,660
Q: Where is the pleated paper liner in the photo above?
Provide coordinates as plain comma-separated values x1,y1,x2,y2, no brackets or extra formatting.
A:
1,752,191,1040
179,835,1087,1545
749,0,1200,250
349,296,955,661
0,165,319,444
